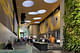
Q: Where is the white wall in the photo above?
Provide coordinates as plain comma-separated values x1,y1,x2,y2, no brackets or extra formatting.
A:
0,23,17,44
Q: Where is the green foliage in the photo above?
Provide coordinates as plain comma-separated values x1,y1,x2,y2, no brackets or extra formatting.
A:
63,0,80,53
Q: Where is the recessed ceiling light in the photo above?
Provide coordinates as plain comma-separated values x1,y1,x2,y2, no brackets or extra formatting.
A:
28,12,39,15
34,21,40,23
33,17,41,20
25,20,31,22
22,1,34,7
37,9,46,14
44,0,57,3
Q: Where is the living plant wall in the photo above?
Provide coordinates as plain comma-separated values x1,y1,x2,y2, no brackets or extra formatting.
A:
63,0,80,53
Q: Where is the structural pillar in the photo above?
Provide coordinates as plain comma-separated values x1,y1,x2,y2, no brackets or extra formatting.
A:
60,0,64,47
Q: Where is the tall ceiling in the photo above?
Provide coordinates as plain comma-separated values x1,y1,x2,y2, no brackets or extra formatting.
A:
15,0,60,24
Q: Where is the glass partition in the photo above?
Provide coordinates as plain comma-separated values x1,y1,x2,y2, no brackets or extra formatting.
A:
0,44,32,53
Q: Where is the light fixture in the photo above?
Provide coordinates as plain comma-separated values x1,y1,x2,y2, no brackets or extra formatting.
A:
34,21,40,23
28,9,47,15
25,20,31,22
20,29,24,32
33,17,41,20
57,40,60,43
22,0,34,7
37,9,46,14
28,12,39,15
44,0,57,3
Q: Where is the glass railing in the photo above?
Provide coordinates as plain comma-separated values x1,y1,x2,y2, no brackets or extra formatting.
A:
26,44,32,53
15,49,28,53
0,50,28,53
0,50,14,53
0,44,32,53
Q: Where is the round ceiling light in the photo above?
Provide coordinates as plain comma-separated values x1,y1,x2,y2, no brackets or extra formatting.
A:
33,17,41,20
44,0,57,3
25,20,31,22
28,12,39,15
37,9,46,14
22,1,34,7
34,21,40,23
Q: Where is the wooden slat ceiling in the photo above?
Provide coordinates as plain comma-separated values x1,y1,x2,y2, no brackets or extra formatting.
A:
16,0,60,24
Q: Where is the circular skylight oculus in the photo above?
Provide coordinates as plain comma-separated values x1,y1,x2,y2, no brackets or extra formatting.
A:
34,21,40,23
22,1,34,7
28,12,39,15
37,9,46,14
33,17,41,20
44,0,58,3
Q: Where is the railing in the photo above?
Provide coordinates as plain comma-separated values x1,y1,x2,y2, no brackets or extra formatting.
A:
26,44,32,53
0,50,28,53
15,49,28,53
0,50,14,53
0,44,32,53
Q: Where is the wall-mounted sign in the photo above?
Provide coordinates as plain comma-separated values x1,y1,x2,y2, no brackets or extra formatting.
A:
41,23,43,32
45,20,48,27
51,16,58,26
48,27,51,32
45,20,48,32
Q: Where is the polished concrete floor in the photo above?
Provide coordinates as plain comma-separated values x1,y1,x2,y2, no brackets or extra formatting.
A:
32,46,74,53
13,43,73,53
32,46,62,53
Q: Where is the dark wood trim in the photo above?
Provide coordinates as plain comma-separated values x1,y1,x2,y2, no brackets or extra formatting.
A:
12,0,19,24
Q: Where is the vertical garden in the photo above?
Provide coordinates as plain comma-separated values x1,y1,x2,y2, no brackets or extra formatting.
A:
63,0,80,53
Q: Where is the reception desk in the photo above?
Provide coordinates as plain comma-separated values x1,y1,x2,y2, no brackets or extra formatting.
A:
33,42,48,51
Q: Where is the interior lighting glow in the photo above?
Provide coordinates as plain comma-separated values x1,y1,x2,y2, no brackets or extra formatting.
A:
33,17,41,20
37,9,46,14
44,0,57,3
57,40,60,43
28,12,39,15
34,21,40,23
25,20,31,22
22,1,34,7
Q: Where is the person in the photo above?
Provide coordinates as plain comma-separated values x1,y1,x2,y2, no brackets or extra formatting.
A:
49,35,55,43
4,41,13,50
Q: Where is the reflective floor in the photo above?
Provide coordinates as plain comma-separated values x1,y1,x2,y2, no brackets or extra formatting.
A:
13,42,73,53
32,46,62,53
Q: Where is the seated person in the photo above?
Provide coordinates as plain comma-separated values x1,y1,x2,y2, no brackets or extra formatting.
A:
39,39,42,42
45,39,49,42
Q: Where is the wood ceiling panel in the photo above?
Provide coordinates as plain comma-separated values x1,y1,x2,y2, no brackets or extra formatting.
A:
16,0,60,24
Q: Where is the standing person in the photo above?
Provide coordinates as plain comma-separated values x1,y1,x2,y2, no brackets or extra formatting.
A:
49,35,55,43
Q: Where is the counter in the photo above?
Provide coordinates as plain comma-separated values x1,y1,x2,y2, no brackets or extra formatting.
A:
33,42,48,51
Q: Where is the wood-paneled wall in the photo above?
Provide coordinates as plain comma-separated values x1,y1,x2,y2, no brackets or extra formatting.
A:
29,25,39,36
40,11,60,34
0,0,14,31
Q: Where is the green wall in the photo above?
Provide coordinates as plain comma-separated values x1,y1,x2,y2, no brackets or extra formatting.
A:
63,0,80,53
